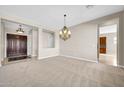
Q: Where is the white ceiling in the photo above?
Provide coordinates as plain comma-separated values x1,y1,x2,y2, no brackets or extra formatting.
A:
0,5,124,30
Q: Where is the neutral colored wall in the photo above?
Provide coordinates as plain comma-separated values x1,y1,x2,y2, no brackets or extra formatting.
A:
60,23,98,62
32,30,38,57
100,33,117,55
60,11,124,65
42,30,55,48
0,18,2,66
1,21,5,61
38,28,59,59
119,12,124,66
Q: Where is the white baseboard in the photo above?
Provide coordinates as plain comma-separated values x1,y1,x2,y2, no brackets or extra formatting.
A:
60,55,98,63
117,65,124,68
38,54,59,60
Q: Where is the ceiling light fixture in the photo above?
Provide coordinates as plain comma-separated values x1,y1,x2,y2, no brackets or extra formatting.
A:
16,25,24,33
59,14,71,41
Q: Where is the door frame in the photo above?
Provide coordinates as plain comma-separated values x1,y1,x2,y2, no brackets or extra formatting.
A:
97,23,119,66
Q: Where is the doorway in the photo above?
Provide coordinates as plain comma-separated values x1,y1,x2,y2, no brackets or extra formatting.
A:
98,24,117,66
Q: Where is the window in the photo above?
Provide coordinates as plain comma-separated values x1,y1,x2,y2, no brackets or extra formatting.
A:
42,30,55,48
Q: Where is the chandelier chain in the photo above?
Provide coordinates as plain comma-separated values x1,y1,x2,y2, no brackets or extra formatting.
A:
64,14,66,26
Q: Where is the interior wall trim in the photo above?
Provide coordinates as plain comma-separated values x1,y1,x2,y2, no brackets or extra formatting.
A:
38,54,59,60
117,65,124,68
60,55,98,63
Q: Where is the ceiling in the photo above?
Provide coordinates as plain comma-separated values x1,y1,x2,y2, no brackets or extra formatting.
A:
0,5,124,30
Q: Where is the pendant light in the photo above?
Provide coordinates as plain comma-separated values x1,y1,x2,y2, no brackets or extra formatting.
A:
16,25,24,33
59,14,71,41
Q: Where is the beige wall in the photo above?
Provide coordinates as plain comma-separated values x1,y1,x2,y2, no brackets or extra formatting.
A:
60,23,98,62
60,11,124,66
42,29,55,48
32,30,38,57
0,18,2,66
38,28,59,59
119,11,124,66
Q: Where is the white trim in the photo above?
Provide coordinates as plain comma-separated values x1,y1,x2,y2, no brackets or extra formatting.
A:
117,65,124,68
60,55,98,63
38,54,59,60
99,54,116,57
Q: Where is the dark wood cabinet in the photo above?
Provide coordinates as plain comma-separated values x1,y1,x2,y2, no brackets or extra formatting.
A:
7,34,27,58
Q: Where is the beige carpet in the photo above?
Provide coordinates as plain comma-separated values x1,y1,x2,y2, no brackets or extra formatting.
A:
0,56,124,87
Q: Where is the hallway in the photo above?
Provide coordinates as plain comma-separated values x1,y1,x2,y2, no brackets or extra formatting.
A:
99,54,117,66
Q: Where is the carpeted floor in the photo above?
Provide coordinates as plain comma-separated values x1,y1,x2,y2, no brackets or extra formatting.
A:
0,56,124,87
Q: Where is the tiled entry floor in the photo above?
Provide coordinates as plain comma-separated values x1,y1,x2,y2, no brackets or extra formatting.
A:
99,54,117,66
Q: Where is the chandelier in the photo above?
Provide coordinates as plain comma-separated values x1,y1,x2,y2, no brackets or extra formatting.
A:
16,25,24,33
59,14,71,41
